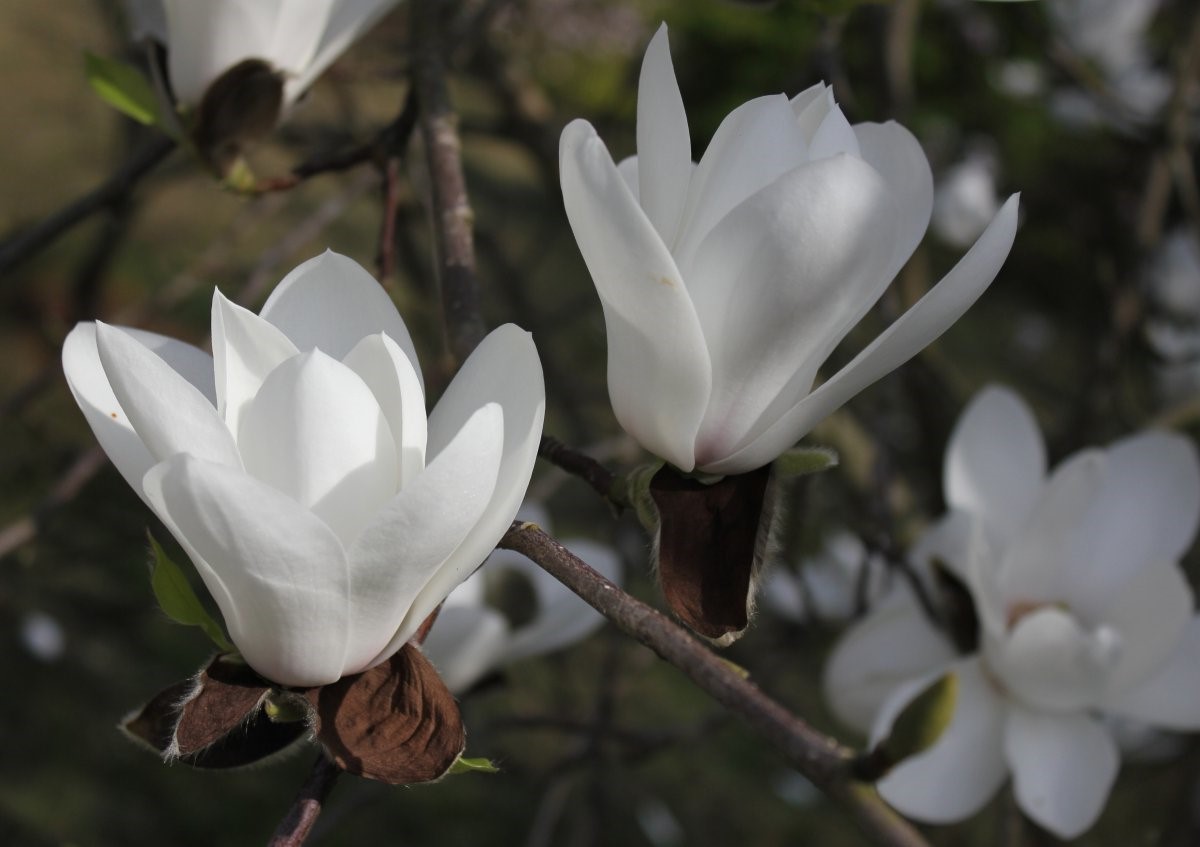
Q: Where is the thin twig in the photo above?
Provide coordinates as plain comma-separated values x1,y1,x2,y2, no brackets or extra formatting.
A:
0,135,175,279
412,0,487,365
267,753,342,847
538,435,620,504
0,446,107,561
499,522,931,847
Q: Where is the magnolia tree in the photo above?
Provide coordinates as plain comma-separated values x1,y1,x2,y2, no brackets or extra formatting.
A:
4,0,1200,844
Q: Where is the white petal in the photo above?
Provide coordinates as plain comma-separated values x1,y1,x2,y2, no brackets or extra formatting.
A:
211,289,298,436
702,195,1020,475
1005,707,1118,839
853,121,935,286
162,0,280,105
501,537,621,662
143,454,350,687
419,605,510,695
823,588,958,735
997,449,1105,605
908,510,975,587
617,155,640,200
686,154,897,469
288,0,399,101
636,24,692,247
560,119,710,470
266,0,336,77
1095,561,1193,694
944,385,1046,546
400,325,545,642
237,350,398,546
807,102,860,161
95,322,241,469
62,323,216,495
1105,617,1200,730
986,606,1114,712
792,85,834,143
344,403,504,671
672,94,810,272
1068,431,1200,613
342,333,428,487
875,657,1008,824
259,250,421,371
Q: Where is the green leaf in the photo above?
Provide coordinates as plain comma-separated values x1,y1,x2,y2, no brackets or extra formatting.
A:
447,756,500,775
148,533,234,652
773,445,839,478
620,461,665,533
84,52,158,126
876,672,959,769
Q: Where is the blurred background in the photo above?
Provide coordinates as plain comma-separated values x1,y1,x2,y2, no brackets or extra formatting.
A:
2,0,1200,844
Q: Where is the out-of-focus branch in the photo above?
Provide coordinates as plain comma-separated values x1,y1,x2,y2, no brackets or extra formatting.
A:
0,135,175,279
538,436,620,505
0,446,107,561
499,522,931,847
267,753,341,847
412,0,486,365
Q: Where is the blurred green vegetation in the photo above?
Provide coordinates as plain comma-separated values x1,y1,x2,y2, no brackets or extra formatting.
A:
3,0,1200,845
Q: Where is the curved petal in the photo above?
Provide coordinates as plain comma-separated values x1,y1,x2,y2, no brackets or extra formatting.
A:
342,333,428,487
266,0,335,77
996,449,1105,605
672,94,810,271
875,657,1008,824
560,119,710,470
687,154,897,469
702,195,1019,475
1005,707,1118,839
986,606,1116,712
211,288,298,435
908,509,975,587
344,403,504,671
636,24,692,247
95,322,241,469
419,605,510,695
143,453,351,687
1068,431,1200,613
259,250,420,372
1105,617,1200,730
1096,561,1193,694
502,537,621,662
853,122,934,283
163,0,281,105
62,322,215,495
807,101,860,161
289,0,399,101
788,82,827,125
823,588,958,735
944,385,1046,546
400,324,545,643
237,350,398,546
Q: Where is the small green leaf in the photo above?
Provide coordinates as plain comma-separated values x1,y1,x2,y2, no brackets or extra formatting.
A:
85,52,158,126
447,756,500,775
148,533,234,652
876,672,959,770
773,445,838,478
620,461,665,533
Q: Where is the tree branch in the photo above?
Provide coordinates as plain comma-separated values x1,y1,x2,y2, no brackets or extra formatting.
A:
538,435,621,504
411,0,487,365
499,522,931,847
267,753,342,847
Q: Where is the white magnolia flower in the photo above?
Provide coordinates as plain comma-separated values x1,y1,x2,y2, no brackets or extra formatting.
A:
763,531,889,625
62,251,544,688
421,505,621,693
932,153,1001,249
824,386,1200,838
559,24,1019,475
151,0,401,108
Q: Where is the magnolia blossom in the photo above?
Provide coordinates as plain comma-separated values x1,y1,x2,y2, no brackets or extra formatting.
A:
559,24,1019,475
763,531,889,625
421,504,621,693
130,0,401,108
824,386,1200,838
62,251,544,688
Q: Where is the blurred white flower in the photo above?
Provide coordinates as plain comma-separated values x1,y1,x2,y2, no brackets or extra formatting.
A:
20,612,66,663
62,251,544,687
993,59,1046,99
763,531,889,625
421,504,621,693
559,23,1019,475
824,385,1200,838
932,152,1001,249
1146,228,1200,320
